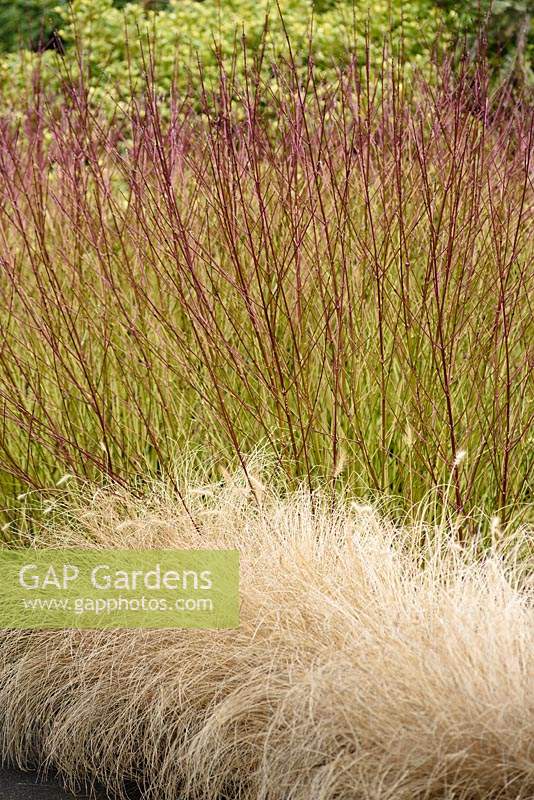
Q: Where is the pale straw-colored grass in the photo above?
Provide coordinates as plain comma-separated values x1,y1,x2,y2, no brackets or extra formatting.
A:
0,472,532,799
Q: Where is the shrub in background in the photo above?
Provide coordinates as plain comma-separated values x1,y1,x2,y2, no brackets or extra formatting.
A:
2,1,533,104
0,0,449,110
0,0,63,53
438,0,533,87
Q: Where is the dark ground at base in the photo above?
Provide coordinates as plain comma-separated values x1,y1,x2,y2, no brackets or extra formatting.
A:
0,767,111,799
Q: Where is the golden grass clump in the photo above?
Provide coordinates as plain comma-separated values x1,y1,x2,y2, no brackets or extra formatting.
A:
0,475,533,799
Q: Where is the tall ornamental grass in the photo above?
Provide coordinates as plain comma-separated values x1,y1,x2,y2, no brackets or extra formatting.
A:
0,52,532,523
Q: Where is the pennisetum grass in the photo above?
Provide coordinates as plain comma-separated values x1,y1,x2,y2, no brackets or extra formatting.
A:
1,471,533,799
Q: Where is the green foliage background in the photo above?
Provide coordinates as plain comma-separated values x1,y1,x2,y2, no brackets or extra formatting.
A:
1,1,532,113
0,0,63,52
437,0,533,84
1,0,448,106
1,1,532,104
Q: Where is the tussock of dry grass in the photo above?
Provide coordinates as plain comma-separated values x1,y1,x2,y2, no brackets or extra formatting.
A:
0,475,533,799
